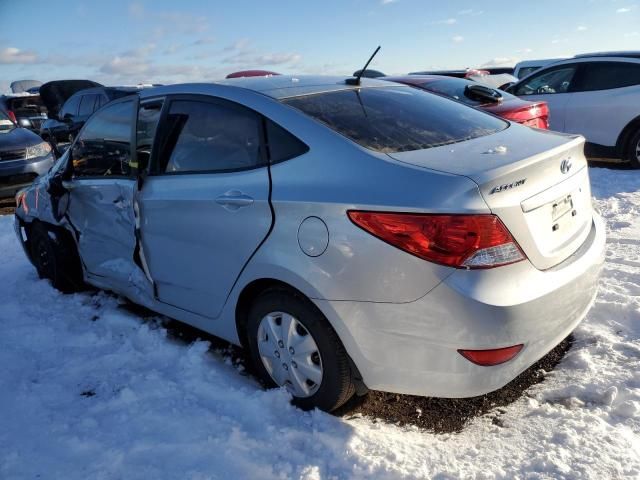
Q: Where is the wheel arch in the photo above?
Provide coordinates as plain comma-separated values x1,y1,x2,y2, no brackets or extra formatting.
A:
233,276,368,395
235,278,309,350
616,114,640,158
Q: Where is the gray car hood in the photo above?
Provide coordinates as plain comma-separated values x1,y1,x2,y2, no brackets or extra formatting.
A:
0,126,43,150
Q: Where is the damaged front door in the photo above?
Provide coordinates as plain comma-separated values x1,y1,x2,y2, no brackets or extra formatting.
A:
63,97,152,300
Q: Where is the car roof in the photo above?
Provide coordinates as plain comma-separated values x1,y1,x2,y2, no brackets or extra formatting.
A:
574,51,640,59
70,86,143,97
383,75,457,85
514,58,565,67
140,75,405,100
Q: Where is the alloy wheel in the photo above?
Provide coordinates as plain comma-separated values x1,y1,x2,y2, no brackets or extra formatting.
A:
257,311,323,398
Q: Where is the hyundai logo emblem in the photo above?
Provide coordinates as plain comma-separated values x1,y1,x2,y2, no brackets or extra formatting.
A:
560,158,572,174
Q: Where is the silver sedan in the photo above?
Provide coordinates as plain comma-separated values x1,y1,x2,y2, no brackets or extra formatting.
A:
14,76,605,411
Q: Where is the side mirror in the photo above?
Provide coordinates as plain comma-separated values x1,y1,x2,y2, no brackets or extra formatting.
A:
62,113,73,123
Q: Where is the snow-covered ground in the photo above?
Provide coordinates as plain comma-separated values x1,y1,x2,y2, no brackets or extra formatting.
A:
0,167,638,479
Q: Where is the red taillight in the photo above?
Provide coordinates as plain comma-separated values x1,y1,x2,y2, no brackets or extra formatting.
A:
7,110,17,123
347,212,525,269
501,102,549,130
458,344,524,366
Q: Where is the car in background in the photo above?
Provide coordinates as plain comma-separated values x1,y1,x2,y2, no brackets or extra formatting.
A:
10,80,43,94
385,75,549,129
15,76,604,412
410,68,491,78
226,70,281,79
0,109,54,197
0,93,48,134
506,52,640,167
513,59,566,79
408,68,517,90
352,69,387,78
40,80,139,148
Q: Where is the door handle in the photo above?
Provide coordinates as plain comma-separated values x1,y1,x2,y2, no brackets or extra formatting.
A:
215,191,254,211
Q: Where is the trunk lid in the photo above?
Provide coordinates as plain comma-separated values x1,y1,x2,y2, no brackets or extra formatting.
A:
388,126,593,270
39,80,102,118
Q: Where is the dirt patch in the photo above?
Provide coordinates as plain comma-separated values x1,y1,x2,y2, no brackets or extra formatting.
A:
0,197,15,216
336,336,573,433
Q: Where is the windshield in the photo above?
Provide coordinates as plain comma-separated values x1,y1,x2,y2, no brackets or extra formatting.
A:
0,110,15,132
282,86,507,153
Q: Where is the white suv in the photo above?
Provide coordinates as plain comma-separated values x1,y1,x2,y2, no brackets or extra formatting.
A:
507,52,640,168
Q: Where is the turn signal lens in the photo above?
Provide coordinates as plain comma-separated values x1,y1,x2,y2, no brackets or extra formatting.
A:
458,344,524,366
347,211,525,269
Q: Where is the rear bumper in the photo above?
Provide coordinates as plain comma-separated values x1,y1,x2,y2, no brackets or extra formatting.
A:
0,154,53,197
314,213,606,398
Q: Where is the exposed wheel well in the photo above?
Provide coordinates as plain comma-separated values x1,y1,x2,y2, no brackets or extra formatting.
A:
235,278,305,350
616,115,640,158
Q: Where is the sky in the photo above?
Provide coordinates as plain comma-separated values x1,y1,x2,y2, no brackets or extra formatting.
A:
0,0,639,92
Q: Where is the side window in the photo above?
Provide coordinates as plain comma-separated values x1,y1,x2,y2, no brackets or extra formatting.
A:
71,99,135,178
514,66,577,96
575,62,640,92
60,95,81,118
265,120,309,162
95,95,107,110
158,99,263,173
136,100,164,171
518,66,541,79
78,94,97,117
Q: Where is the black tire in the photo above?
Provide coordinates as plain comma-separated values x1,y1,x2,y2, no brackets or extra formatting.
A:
246,287,356,412
626,129,640,169
29,222,84,293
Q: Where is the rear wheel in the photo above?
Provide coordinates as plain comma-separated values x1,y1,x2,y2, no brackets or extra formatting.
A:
246,287,356,412
626,129,640,169
29,223,84,293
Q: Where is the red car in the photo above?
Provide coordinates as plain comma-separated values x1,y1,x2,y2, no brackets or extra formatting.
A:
384,75,549,129
226,70,281,79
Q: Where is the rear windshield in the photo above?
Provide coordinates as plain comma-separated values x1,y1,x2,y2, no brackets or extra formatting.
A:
418,77,515,106
282,86,507,153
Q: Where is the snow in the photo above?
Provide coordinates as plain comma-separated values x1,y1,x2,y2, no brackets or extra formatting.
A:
0,166,639,479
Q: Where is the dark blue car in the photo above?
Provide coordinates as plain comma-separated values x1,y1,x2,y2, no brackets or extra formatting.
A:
0,109,54,197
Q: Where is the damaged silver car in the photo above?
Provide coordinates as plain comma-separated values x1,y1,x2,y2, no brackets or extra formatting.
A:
14,76,605,412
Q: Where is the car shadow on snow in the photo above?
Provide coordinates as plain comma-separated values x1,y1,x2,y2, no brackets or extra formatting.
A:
117,296,573,434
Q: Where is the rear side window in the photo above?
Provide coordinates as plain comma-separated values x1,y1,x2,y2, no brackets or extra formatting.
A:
60,95,81,118
514,66,577,95
265,120,309,162
575,62,640,91
158,99,263,173
78,94,98,116
71,99,135,177
518,66,541,79
282,86,507,153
